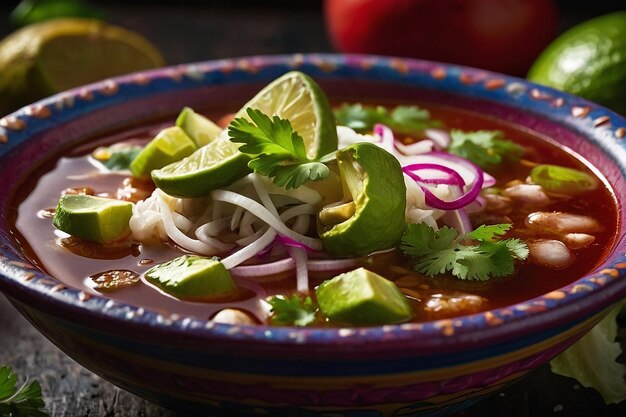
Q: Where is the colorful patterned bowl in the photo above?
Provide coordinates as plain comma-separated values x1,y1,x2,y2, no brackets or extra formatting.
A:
1,55,625,417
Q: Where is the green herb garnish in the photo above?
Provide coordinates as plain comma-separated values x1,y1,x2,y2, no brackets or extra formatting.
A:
448,129,526,170
530,164,598,195
400,223,529,281
228,108,330,189
334,103,441,135
0,366,48,417
92,144,143,171
267,294,317,326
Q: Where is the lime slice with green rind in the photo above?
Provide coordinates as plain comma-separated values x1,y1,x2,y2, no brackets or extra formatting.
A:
528,11,626,115
320,142,406,256
0,18,164,115
176,107,223,147
145,255,237,300
53,195,132,242
152,138,251,198
236,71,338,159
130,126,197,179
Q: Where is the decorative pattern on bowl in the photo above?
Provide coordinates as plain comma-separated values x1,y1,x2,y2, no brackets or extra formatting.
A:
0,54,625,417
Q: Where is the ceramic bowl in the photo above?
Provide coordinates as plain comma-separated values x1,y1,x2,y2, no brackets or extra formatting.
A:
1,55,625,417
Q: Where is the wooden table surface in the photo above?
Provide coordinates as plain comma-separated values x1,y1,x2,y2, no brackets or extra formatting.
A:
1,1,626,416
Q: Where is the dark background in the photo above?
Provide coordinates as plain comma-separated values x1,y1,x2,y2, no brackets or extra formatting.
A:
1,1,625,65
1,1,626,416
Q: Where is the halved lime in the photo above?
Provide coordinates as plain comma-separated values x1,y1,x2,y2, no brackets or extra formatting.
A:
235,71,338,159
151,72,337,197
130,126,197,179
0,18,164,115
53,195,132,242
176,107,223,147
152,138,251,198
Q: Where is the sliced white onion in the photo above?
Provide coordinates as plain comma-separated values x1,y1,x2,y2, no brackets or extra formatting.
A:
221,228,277,270
172,211,193,233
289,247,309,293
395,140,434,156
307,258,358,272
424,128,451,149
201,217,230,236
239,211,258,237
211,189,323,250
373,123,396,155
195,227,236,253
230,258,295,279
236,225,269,246
156,193,223,255
230,206,244,231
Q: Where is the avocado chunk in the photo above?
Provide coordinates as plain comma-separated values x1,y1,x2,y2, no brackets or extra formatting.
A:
144,255,237,300
316,267,413,325
130,126,197,179
176,107,223,147
53,195,133,243
320,142,406,256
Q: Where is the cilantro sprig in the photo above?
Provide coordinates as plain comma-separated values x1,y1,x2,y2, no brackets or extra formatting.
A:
228,108,330,189
0,366,48,417
267,294,317,326
448,129,526,170
334,103,442,135
400,223,529,281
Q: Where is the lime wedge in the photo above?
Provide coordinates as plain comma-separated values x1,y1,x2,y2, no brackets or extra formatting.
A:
236,71,338,159
152,72,336,197
152,138,251,198
53,195,132,242
0,18,164,115
176,107,223,147
130,126,197,179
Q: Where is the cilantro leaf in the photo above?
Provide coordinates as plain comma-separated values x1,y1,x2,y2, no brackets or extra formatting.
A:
448,129,526,170
267,294,317,326
92,144,143,171
400,223,459,257
0,366,48,417
505,238,530,260
228,108,330,189
466,224,511,241
401,223,528,281
334,103,441,136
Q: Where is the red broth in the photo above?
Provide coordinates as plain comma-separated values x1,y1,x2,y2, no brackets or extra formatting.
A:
9,103,619,325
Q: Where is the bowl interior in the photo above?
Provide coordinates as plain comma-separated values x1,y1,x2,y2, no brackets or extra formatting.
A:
1,54,626,351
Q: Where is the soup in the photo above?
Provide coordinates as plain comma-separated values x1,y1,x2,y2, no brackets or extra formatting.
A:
11,72,618,327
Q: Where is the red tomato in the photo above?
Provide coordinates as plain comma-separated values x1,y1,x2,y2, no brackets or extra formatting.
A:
324,0,558,76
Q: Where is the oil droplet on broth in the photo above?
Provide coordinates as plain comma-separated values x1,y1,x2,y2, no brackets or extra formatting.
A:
90,269,141,291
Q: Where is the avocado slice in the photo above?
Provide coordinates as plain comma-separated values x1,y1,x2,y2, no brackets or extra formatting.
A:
130,126,197,179
319,142,406,256
144,255,237,300
176,107,223,147
316,267,413,325
53,195,133,243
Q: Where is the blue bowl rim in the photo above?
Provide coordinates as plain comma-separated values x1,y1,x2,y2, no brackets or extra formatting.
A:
1,53,625,350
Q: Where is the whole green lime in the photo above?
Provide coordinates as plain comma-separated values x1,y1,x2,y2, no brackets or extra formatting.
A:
528,11,626,115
